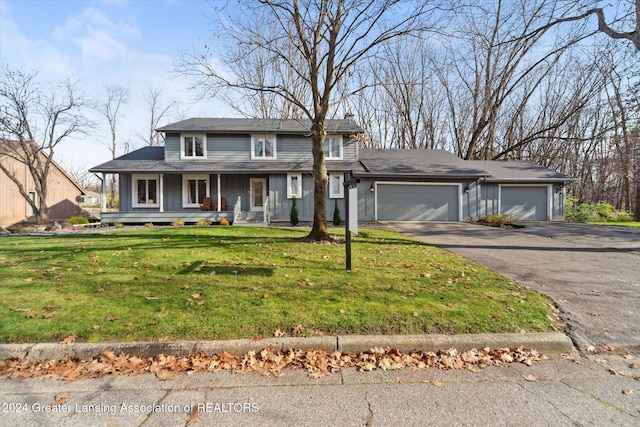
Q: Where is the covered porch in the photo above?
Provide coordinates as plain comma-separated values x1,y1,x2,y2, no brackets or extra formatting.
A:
98,172,271,225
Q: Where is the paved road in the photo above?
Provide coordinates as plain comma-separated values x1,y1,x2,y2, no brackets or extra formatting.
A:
386,222,640,352
1,352,638,426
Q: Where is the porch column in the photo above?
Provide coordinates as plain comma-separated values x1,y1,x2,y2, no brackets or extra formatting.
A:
217,173,221,212
159,174,164,212
100,173,107,212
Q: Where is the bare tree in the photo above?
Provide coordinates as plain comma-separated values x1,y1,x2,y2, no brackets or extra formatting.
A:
143,86,174,146
0,67,89,224
528,0,640,51
102,85,129,207
180,0,441,241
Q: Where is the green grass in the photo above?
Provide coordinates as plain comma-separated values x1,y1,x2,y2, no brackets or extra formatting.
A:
0,227,555,343
588,221,640,229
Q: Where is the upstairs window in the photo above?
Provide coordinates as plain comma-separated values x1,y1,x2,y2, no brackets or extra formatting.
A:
251,135,276,159
324,136,342,159
181,134,206,159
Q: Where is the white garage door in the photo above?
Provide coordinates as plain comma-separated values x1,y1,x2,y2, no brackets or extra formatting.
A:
500,186,549,221
376,183,460,221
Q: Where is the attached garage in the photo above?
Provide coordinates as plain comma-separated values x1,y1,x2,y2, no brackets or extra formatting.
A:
376,183,461,221
500,185,550,221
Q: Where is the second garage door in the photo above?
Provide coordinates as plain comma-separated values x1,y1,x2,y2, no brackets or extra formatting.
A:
376,183,460,221
500,186,549,221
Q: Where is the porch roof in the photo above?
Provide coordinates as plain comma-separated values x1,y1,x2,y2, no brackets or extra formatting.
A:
89,147,362,174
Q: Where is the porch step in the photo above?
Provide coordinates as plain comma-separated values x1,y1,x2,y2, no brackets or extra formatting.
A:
234,211,267,226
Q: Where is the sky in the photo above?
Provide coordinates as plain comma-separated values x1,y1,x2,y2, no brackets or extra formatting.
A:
0,0,232,174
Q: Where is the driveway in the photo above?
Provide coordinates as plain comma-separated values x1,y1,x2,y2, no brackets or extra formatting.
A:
385,222,640,352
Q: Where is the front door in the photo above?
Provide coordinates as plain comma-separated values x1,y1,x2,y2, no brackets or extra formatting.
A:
250,178,266,211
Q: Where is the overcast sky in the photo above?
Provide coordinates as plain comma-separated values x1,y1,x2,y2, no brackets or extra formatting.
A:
1,0,230,171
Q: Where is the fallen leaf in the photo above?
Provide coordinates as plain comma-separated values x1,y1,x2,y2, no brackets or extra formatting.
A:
191,293,202,299
292,324,303,335
431,380,443,387
522,374,539,382
59,334,77,345
186,405,200,425
622,389,633,395
43,312,57,319
623,354,636,360
263,293,269,299
273,328,285,337
51,392,69,407
339,309,346,314
396,376,406,384
629,363,639,369
93,325,100,330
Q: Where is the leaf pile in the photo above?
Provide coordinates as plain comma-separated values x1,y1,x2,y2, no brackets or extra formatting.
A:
0,346,547,380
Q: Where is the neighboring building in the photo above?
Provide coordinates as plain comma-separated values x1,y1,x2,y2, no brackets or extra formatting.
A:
89,117,574,225
0,145,85,227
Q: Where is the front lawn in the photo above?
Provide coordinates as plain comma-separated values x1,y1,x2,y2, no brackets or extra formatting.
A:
0,227,555,343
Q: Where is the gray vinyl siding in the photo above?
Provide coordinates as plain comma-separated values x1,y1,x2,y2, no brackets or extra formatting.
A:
480,184,500,218
164,133,355,163
119,174,131,211
267,173,346,222
552,184,565,220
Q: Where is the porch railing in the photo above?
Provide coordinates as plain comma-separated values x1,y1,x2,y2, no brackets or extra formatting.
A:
264,196,271,225
233,196,242,224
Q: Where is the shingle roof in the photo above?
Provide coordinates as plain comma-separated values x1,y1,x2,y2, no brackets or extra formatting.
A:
90,146,574,183
89,147,361,174
157,118,364,134
356,149,489,178
468,160,575,182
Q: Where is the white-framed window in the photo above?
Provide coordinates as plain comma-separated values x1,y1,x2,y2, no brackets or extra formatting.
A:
182,174,210,207
251,134,276,159
324,135,342,159
133,174,160,208
287,173,302,199
181,134,206,159
329,173,344,198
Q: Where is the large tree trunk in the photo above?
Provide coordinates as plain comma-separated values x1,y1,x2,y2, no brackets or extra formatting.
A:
307,121,331,241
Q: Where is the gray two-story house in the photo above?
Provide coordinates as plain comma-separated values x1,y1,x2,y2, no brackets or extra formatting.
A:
89,117,574,225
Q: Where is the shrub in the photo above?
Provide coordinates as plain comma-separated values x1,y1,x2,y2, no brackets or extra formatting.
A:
196,218,212,227
481,214,514,227
66,215,89,225
290,196,299,226
144,223,154,228
171,219,185,227
333,200,342,226
219,218,230,226
566,196,631,222
115,223,124,229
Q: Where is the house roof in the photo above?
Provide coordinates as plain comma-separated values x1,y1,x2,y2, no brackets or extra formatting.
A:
355,149,574,182
89,147,360,174
355,149,489,179
468,160,575,182
156,118,364,134
90,145,574,183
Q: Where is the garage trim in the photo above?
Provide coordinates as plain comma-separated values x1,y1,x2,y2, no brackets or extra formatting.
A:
498,184,552,221
374,181,463,221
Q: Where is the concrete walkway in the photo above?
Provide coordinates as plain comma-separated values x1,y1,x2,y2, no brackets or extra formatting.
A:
386,222,640,352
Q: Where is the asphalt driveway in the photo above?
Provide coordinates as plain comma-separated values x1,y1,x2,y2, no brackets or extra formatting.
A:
385,222,640,352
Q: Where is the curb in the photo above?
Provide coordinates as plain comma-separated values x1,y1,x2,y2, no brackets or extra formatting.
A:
0,333,573,361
